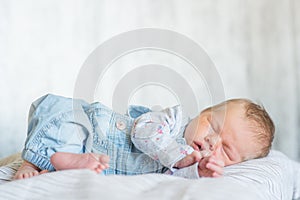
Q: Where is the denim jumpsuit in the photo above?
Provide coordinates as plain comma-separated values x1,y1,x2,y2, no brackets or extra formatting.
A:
22,94,199,178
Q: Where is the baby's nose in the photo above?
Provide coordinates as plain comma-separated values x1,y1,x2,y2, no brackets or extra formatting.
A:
204,134,221,151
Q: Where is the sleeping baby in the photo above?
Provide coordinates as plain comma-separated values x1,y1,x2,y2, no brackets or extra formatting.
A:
14,94,275,179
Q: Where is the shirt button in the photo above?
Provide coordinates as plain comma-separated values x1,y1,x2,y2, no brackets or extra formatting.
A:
116,120,126,130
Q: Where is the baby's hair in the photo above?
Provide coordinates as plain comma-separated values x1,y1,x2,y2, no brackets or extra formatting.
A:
215,99,275,159
242,100,275,158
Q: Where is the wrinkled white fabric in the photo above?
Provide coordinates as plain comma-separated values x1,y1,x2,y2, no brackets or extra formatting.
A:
0,150,299,199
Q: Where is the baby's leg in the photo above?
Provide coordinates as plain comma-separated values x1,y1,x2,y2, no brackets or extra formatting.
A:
14,161,48,180
50,152,109,174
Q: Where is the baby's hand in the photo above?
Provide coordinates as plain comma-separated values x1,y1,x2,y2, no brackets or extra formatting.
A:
174,151,202,169
197,155,224,177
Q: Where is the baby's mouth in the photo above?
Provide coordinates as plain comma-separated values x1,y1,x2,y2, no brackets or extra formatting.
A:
192,141,202,152
192,141,212,157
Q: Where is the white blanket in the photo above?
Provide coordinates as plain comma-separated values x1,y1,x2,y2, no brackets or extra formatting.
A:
0,150,299,200
0,170,269,200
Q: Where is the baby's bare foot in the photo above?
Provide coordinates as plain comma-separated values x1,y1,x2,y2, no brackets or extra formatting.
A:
50,152,109,174
14,161,45,180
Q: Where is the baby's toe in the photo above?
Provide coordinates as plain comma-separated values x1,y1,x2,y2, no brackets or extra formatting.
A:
33,171,39,176
14,174,23,180
28,172,35,178
23,173,30,179
95,164,107,174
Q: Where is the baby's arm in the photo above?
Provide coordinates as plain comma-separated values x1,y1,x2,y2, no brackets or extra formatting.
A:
168,154,224,179
131,106,195,170
174,151,202,168
171,152,224,178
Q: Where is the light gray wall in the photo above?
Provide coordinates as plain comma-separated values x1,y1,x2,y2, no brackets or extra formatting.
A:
0,0,299,161
294,0,300,159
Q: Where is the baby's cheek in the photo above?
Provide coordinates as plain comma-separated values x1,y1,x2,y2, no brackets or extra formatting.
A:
184,135,195,147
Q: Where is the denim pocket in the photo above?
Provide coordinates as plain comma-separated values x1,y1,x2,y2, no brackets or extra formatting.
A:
89,104,113,151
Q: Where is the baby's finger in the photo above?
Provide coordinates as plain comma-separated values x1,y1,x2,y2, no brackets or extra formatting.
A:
212,171,223,178
208,157,225,167
206,163,224,175
192,151,202,162
176,152,200,168
198,157,210,170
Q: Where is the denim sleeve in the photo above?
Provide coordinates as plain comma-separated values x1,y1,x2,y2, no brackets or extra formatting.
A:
22,94,93,171
131,105,194,169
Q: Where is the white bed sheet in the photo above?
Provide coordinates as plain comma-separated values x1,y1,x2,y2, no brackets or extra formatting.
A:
0,150,299,200
0,170,268,200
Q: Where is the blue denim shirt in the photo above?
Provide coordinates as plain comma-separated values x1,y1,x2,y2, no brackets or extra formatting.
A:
22,94,173,175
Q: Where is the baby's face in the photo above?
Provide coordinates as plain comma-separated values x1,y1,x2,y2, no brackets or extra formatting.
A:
184,102,258,166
